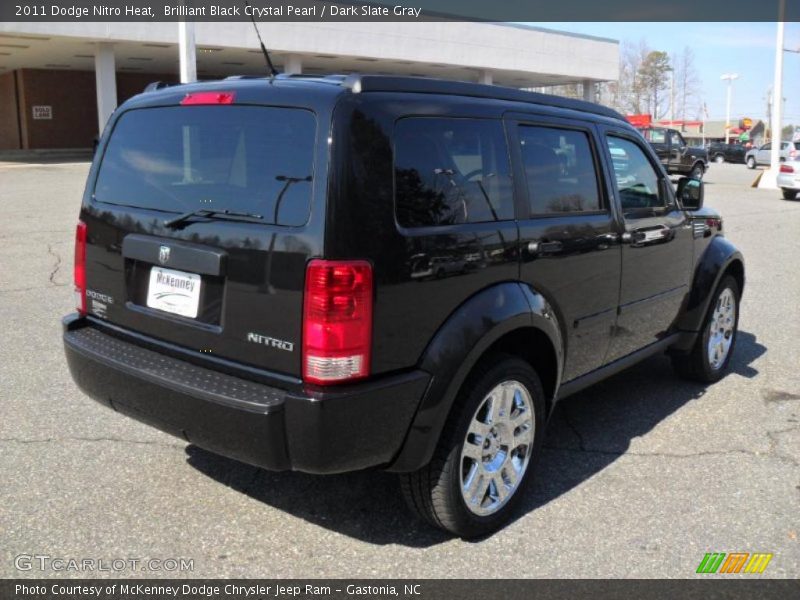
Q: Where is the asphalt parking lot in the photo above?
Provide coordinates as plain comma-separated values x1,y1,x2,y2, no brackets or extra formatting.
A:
1,160,798,579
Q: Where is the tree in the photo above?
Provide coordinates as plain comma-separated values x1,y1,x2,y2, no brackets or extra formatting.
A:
672,47,701,123
540,83,582,100
637,51,672,120
602,39,660,116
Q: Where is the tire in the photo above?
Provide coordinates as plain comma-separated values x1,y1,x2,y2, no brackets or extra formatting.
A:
399,354,546,538
672,275,740,383
746,156,756,169
782,189,798,200
690,163,705,180
714,154,725,164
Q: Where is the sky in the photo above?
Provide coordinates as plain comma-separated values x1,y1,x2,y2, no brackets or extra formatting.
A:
533,22,800,127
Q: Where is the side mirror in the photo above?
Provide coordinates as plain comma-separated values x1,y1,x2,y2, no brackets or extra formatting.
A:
677,176,703,210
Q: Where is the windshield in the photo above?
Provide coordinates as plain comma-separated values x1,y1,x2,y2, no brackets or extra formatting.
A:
94,105,316,226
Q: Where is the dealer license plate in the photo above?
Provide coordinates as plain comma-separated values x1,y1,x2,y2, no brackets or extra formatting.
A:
146,266,201,319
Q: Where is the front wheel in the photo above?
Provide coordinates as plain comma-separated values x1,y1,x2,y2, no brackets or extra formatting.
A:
690,163,705,180
672,275,740,383
746,156,756,169
400,355,545,538
714,154,725,164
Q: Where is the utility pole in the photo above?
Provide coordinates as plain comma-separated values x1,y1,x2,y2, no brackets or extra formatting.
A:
669,69,675,124
721,73,739,144
178,20,197,83
760,0,786,189
769,1,785,173
766,88,772,141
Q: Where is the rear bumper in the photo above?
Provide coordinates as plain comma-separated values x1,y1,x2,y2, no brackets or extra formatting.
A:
63,315,430,474
777,173,800,190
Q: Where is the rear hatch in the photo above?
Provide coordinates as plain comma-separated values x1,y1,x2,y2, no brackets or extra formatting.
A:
82,93,322,380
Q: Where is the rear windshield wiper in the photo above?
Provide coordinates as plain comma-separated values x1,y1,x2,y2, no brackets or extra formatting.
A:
163,209,264,228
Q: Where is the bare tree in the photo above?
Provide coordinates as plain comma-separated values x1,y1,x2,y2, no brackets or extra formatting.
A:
541,83,582,100
605,39,653,115
671,47,701,124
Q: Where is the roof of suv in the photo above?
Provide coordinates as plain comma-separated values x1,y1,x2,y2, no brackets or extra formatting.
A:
131,73,627,123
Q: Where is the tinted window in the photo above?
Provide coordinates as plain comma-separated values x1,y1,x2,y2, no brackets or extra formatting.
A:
95,106,316,226
394,118,513,227
606,136,664,210
519,126,601,215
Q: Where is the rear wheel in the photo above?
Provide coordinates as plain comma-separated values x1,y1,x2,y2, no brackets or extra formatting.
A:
714,154,725,164
400,355,545,538
782,189,798,200
672,275,740,383
746,156,756,169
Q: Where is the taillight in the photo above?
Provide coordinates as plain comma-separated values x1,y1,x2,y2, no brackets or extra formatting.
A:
74,220,87,315
303,260,373,385
780,164,794,173
180,91,235,105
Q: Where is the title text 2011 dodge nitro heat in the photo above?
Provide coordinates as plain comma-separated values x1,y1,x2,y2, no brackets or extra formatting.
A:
63,75,744,537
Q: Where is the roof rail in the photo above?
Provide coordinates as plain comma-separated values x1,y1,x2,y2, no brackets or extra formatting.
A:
224,75,265,80
143,81,174,93
342,74,625,122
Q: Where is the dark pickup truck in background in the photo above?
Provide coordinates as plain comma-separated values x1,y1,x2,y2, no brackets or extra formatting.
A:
638,126,709,179
708,142,747,164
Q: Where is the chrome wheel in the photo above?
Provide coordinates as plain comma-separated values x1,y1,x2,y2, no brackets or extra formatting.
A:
707,288,736,370
459,380,534,516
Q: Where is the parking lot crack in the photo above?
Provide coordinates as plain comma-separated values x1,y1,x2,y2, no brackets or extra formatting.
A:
0,435,185,449
46,243,65,286
543,444,798,467
765,424,800,467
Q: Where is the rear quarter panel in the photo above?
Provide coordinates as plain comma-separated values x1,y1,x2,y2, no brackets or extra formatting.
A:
326,92,521,375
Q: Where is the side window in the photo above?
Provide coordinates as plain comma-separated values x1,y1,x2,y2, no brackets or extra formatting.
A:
649,128,667,144
669,131,685,147
762,143,771,151
394,118,513,227
606,136,665,211
518,125,601,215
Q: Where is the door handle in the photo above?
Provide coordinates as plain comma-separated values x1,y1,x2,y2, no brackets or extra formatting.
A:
538,240,563,253
526,240,563,255
623,225,670,245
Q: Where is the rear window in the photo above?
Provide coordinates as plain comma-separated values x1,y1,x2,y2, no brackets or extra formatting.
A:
94,106,316,226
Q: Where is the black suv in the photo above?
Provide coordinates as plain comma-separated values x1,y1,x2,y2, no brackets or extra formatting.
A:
63,75,744,537
638,126,709,179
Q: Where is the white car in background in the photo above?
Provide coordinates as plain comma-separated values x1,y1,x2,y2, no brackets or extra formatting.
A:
745,141,800,169
777,158,800,200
